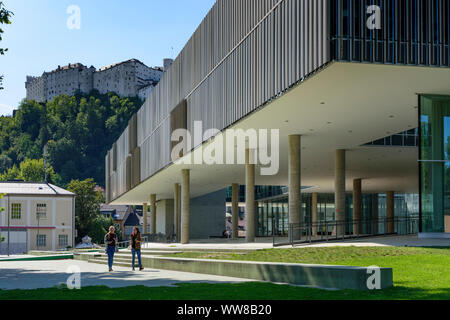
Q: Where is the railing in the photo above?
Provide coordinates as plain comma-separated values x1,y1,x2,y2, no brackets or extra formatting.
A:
143,233,177,244
273,216,419,247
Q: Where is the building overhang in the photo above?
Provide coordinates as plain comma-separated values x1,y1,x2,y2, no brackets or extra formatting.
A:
111,62,450,205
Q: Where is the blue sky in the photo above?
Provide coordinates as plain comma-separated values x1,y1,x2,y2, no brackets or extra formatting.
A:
0,0,215,116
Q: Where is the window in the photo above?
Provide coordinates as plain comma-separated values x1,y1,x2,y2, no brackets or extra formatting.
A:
36,234,46,247
11,203,21,220
58,235,68,247
36,203,47,220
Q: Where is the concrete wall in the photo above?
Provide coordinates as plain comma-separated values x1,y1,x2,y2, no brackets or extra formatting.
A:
156,199,175,236
190,189,226,239
75,252,394,291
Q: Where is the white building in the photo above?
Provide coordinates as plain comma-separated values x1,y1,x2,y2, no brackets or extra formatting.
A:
25,59,169,103
26,63,95,103
138,82,157,101
94,59,163,98
0,182,75,254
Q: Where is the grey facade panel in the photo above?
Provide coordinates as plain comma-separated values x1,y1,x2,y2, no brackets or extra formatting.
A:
108,0,330,202
189,189,227,239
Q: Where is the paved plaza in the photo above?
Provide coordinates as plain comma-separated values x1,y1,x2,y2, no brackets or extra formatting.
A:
0,259,252,290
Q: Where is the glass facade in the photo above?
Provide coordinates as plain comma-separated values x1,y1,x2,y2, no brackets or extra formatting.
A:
257,193,419,237
420,95,450,233
364,129,419,147
331,0,450,67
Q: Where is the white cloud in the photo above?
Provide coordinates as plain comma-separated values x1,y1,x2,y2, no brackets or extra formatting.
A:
0,103,16,116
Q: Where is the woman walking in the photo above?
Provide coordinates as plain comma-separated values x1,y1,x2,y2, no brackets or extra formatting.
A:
104,226,117,272
130,227,144,271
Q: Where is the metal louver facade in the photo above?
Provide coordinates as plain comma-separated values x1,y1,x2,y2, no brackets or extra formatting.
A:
107,0,449,203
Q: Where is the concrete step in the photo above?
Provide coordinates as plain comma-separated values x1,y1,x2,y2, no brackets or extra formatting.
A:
96,257,132,263
121,249,181,255
89,259,132,268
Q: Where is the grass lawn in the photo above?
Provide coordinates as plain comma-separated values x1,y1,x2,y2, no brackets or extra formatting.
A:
0,246,448,300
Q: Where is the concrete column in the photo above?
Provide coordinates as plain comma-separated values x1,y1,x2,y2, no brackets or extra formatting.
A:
386,191,395,234
174,183,180,242
312,192,318,236
288,135,301,241
245,150,255,243
177,184,182,240
181,169,190,244
150,194,157,235
352,179,362,235
142,202,148,234
335,149,346,237
231,183,239,239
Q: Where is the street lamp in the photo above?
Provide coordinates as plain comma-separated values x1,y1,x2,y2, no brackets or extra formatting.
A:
37,211,40,249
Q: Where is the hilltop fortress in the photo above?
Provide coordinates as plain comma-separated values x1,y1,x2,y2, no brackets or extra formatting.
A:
25,58,173,103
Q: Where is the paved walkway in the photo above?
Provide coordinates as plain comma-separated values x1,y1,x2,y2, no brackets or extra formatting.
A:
141,235,450,250
0,259,252,290
0,255,30,260
289,235,450,248
141,238,275,250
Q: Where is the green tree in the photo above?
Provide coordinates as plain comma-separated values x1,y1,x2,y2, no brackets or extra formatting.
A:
18,158,57,182
0,158,61,184
0,164,19,181
0,154,12,170
0,2,13,90
87,214,115,244
67,178,104,243
0,91,143,187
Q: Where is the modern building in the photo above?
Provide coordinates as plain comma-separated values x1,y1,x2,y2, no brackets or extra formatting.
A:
25,59,168,102
106,0,450,243
0,182,75,254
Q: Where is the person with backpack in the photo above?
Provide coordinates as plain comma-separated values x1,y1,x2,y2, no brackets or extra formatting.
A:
104,226,117,272
130,227,144,271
